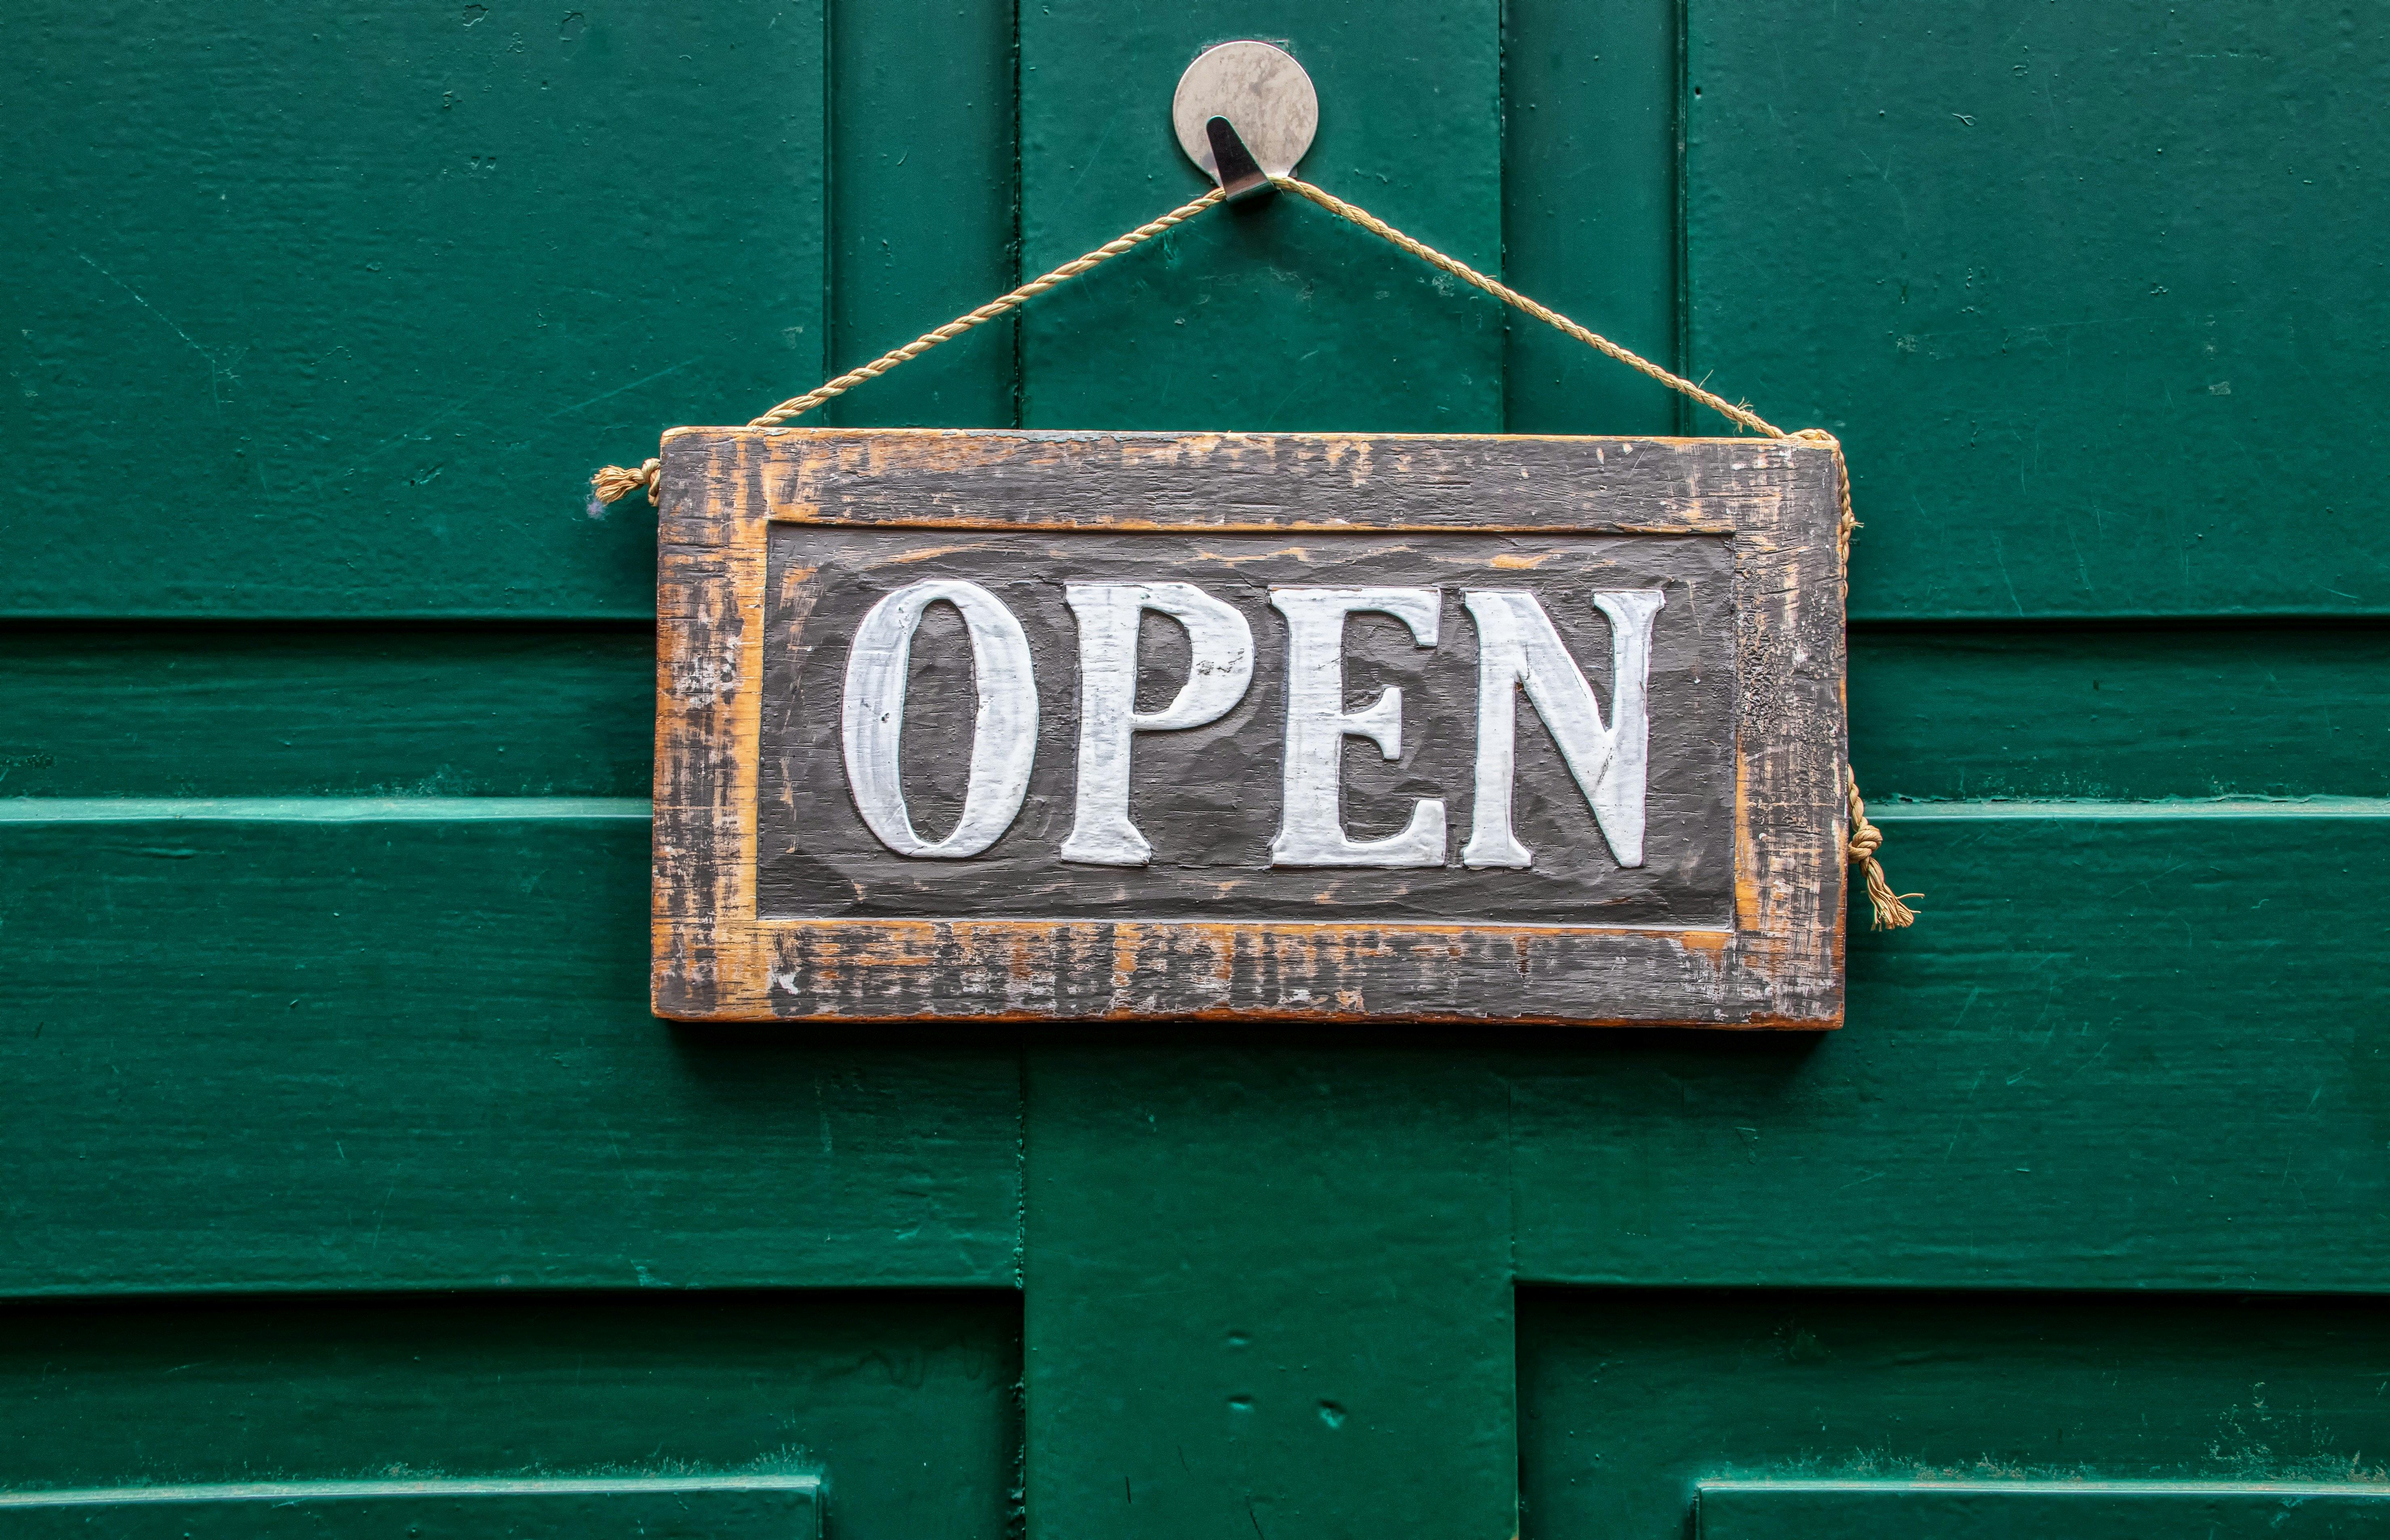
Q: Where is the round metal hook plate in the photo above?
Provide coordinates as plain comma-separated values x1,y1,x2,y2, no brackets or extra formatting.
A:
1172,41,1318,184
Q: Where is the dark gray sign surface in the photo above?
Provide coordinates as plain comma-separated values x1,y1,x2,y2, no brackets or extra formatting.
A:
758,527,1734,927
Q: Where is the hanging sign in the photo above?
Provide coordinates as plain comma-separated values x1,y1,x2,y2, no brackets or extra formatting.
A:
653,428,1849,1027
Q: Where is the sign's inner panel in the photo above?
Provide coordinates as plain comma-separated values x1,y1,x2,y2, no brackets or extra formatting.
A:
758,527,1734,926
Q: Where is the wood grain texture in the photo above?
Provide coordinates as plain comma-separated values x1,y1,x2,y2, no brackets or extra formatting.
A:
697,425,1755,533
654,428,1847,1027
10,801,2386,1297
19,2,2388,1528
823,0,1017,430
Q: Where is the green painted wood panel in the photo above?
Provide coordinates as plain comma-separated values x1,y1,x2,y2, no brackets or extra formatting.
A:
1017,4,1503,430
824,0,1017,428
0,1291,1013,1540
0,624,652,798
10,802,2387,1295
2,0,825,620
1519,1289,2390,1540
1511,806,2390,1289
0,1478,819,1539
0,807,1018,1294
1687,0,2390,618
1022,1044,1516,1540
1696,1481,2390,1540
1852,624,2390,801
10,0,2388,1531
1503,0,1682,436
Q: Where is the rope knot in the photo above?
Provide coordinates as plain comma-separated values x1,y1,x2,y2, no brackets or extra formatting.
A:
589,457,662,511
1845,771,1918,930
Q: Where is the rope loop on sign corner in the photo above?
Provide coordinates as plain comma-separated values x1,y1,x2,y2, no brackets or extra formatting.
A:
587,171,1918,929
586,187,1229,510
589,458,659,513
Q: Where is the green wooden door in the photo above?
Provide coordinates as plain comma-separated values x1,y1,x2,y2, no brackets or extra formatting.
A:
6,2,2387,1537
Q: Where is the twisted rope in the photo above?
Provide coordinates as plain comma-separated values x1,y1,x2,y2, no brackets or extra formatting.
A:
1270,176,1784,437
747,186,1228,428
588,172,1916,928
589,457,659,511
1846,769,1921,930
591,185,1222,500
1783,428,1912,928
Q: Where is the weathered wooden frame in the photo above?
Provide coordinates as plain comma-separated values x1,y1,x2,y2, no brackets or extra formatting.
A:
654,428,1847,1028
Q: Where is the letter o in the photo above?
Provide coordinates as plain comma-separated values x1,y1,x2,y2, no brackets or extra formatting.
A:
840,578,1039,859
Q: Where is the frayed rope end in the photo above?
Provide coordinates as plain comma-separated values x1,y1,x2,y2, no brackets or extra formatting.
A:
1857,856,1920,930
591,457,662,508
1845,772,1920,930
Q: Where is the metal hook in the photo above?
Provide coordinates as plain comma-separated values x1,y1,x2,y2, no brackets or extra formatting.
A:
1205,116,1273,201
1173,41,1318,193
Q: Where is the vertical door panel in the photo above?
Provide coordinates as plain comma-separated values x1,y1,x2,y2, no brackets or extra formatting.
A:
826,0,1018,427
1017,2,1503,430
1013,8,1522,1534
1024,1041,1516,1540
1503,0,1683,435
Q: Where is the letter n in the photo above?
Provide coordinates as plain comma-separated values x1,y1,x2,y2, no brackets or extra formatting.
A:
1459,589,1664,869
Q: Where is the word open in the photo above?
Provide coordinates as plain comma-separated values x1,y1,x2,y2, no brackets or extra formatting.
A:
838,580,1664,871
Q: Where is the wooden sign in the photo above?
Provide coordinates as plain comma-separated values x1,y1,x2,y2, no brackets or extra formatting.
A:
654,430,1848,1028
